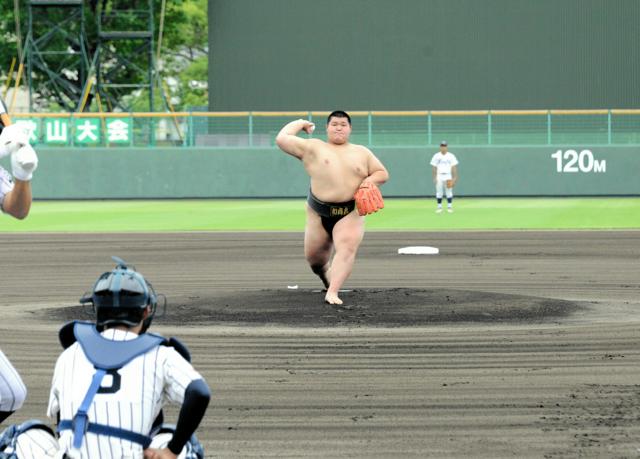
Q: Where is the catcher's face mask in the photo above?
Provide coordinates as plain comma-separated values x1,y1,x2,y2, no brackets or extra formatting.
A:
80,257,165,331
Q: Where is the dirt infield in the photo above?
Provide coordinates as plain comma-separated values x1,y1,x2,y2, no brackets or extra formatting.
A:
1,231,639,458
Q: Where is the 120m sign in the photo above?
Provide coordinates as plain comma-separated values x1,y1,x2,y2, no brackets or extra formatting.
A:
551,149,607,173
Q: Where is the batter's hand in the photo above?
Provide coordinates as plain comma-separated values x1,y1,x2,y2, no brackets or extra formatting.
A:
0,124,29,158
354,182,384,216
143,447,178,459
11,144,38,181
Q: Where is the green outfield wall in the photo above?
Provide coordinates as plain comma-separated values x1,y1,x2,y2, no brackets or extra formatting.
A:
4,146,638,199
208,0,640,111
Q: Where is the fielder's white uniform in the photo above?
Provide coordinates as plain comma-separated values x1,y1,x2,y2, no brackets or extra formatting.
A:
430,151,459,199
0,349,27,414
45,328,203,459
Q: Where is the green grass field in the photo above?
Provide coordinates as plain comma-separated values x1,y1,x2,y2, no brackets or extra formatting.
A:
1,198,638,232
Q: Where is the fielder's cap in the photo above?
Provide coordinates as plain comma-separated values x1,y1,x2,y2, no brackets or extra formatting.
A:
440,140,448,146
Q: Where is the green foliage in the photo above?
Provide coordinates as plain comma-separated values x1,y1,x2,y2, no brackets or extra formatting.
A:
161,0,207,54
174,55,208,109
0,0,207,111
0,1,22,91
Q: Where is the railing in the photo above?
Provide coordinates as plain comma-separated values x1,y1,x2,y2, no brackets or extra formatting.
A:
8,109,640,148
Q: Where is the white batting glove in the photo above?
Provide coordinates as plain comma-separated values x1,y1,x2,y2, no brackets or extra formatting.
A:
11,144,38,181
0,124,30,158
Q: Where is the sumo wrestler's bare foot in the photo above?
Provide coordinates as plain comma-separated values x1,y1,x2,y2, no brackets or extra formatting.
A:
324,291,343,305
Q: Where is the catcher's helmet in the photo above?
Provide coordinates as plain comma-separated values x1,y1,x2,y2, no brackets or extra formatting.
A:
81,256,159,331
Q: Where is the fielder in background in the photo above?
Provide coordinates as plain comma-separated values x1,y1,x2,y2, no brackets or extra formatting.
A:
430,140,459,213
276,111,389,305
0,96,38,220
0,257,210,459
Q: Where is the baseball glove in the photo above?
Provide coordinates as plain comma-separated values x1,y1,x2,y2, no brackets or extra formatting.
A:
446,179,454,188
354,182,384,216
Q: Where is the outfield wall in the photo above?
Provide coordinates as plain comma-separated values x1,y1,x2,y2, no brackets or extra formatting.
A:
5,146,638,199
209,0,640,111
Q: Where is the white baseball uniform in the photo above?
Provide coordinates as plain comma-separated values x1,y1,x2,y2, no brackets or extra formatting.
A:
0,98,15,212
0,349,27,413
47,328,202,459
1,424,60,459
2,426,196,459
430,151,459,199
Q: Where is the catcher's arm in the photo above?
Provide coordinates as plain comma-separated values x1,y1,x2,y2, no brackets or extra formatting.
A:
275,119,316,160
162,379,210,457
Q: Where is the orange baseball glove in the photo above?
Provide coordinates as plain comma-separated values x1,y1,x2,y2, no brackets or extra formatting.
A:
446,179,454,188
354,182,384,216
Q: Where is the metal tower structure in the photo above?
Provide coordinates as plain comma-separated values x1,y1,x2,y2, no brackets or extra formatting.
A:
96,0,155,112
24,0,90,111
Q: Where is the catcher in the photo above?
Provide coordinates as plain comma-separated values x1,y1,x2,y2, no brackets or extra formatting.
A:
276,110,389,305
0,257,210,459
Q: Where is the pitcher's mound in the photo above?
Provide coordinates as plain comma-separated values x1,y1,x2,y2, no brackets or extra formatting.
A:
46,288,585,327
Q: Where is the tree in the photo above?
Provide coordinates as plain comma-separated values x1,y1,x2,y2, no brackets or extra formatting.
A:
156,0,208,111
0,0,208,111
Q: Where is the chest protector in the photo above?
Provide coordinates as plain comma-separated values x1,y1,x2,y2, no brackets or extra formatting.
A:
57,322,170,450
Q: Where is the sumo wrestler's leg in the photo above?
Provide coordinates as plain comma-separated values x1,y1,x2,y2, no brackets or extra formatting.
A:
324,211,365,305
304,205,333,289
